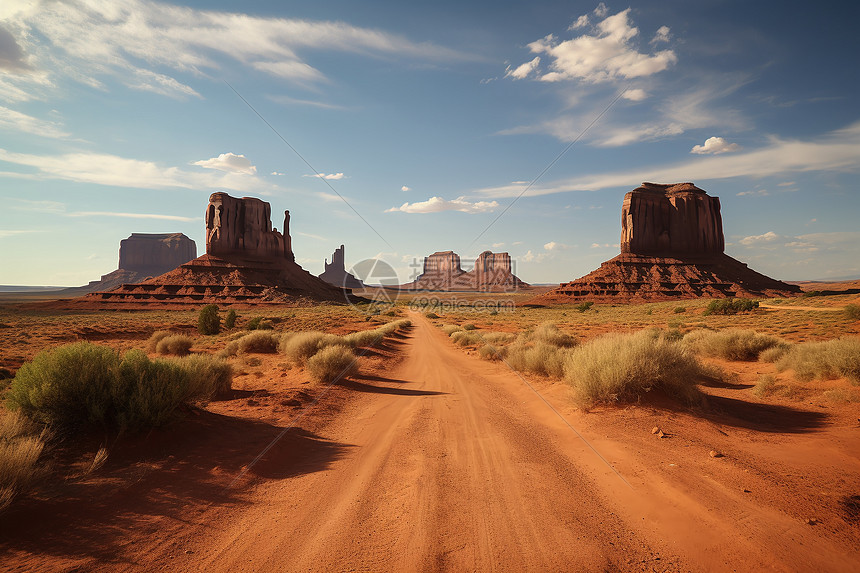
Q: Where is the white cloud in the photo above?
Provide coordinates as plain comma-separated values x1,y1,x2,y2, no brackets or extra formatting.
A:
66,211,195,222
316,192,343,202
251,61,326,83
504,56,540,80
193,152,256,175
271,171,285,176
492,242,505,248
590,243,612,248
511,8,676,84
594,3,609,17
386,196,500,214
570,15,590,30
520,249,549,263
651,26,670,44
691,136,741,155
739,231,780,246
303,172,345,180
777,181,795,187
401,185,411,192
474,121,860,198
622,88,647,101
0,105,69,138
543,241,569,251
0,229,39,239
737,187,769,197
0,148,277,192
267,95,346,110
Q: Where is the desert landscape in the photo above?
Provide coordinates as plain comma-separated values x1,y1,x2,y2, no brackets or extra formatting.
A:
2,2,859,572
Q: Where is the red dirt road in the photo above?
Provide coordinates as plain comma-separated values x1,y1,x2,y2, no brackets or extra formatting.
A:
2,312,859,571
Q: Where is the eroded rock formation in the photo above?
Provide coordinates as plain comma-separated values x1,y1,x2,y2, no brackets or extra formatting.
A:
318,245,364,289
533,183,801,303
119,233,197,276
403,250,527,291
66,193,348,307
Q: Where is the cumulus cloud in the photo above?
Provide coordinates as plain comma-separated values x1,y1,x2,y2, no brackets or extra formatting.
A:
386,196,500,214
303,172,345,180
622,88,648,101
509,7,676,84
570,15,590,30
401,185,411,192
504,56,540,80
691,136,742,155
739,231,780,246
0,148,276,192
473,121,860,199
193,152,256,175
520,250,549,263
652,26,671,44
543,241,569,251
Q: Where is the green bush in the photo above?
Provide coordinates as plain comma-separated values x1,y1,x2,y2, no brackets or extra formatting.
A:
198,304,220,335
683,329,786,361
674,306,687,314
307,346,358,383
7,342,231,431
155,334,193,356
237,331,280,354
845,304,860,321
564,331,715,406
575,302,594,313
703,298,759,316
172,354,233,399
224,309,237,329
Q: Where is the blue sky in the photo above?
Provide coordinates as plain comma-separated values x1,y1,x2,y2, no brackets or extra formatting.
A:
1,0,858,287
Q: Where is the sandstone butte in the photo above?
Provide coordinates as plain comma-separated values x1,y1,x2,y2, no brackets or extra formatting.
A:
533,182,802,303
53,193,350,308
400,250,529,292
318,244,364,289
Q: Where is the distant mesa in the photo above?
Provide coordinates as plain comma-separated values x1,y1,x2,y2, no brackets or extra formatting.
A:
60,233,196,295
318,245,364,289
61,192,348,307
401,250,528,291
534,182,801,303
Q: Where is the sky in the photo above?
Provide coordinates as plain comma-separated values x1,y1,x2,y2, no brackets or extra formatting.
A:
1,0,858,287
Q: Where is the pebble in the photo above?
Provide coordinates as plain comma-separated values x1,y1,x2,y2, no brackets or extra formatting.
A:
709,450,724,458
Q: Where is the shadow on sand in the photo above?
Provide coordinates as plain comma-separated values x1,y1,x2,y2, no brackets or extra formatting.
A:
0,409,352,565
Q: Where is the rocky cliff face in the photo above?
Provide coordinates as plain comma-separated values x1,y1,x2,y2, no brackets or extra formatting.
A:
621,182,724,256
206,192,293,261
532,182,800,303
318,244,364,289
405,250,526,291
118,233,197,276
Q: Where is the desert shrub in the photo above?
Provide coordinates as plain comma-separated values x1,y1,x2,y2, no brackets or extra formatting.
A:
501,341,569,377
246,316,262,330
7,343,226,431
478,344,501,360
425,312,440,319
216,340,240,359
342,329,383,348
463,323,477,331
760,343,793,363
237,331,280,354
674,306,687,314
257,320,274,330
147,330,172,352
575,302,594,313
703,298,759,316
683,329,786,361
281,331,328,364
441,324,463,336
172,354,232,399
198,304,220,335
155,334,193,356
845,304,860,321
480,332,516,345
0,411,48,512
775,337,860,384
307,346,358,383
377,319,411,336
451,330,483,347
224,309,237,329
564,331,714,406
752,374,778,398
533,322,576,348
802,290,823,298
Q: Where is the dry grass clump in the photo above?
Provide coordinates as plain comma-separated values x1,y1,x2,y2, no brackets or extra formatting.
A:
564,331,714,406
236,331,280,354
7,342,231,431
147,330,173,352
307,346,358,383
0,410,48,512
759,343,793,363
441,324,462,336
845,304,860,321
281,331,328,365
172,354,233,399
280,319,411,366
341,329,383,348
775,337,860,384
501,341,570,377
752,374,778,398
481,332,516,345
155,334,193,356
532,322,576,347
683,329,787,361
451,330,483,347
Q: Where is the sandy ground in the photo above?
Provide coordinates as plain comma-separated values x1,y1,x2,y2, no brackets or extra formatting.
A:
1,312,859,572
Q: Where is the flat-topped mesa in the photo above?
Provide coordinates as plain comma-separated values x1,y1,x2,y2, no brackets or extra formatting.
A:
474,251,512,285
621,182,724,256
206,192,294,262
404,250,527,290
118,233,197,276
421,251,465,278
